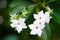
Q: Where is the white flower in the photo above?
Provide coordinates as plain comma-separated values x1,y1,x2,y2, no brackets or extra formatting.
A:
10,18,27,33
45,11,52,23
34,10,52,24
34,10,46,24
28,20,45,37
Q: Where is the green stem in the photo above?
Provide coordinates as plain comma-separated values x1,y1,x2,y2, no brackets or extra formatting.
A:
35,2,49,11
41,4,48,11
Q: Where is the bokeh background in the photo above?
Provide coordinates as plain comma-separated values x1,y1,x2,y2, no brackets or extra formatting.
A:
0,0,60,40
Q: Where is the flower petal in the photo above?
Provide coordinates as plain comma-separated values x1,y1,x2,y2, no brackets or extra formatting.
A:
33,20,41,25
16,26,22,33
37,30,42,37
19,18,25,23
11,19,18,23
29,24,35,29
10,23,17,28
30,30,36,35
33,14,39,19
38,10,44,16
45,11,50,16
47,6,51,11
38,24,45,30
21,23,27,28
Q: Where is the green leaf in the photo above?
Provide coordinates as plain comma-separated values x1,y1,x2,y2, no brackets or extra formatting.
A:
9,0,32,8
42,30,47,40
3,34,19,40
9,0,34,15
42,24,51,40
46,0,60,4
9,6,25,15
46,0,55,4
52,7,60,24
48,1,60,24
52,10,60,24
48,1,60,39
45,24,51,40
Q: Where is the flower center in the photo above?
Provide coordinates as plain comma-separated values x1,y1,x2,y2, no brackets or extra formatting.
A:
36,26,38,29
18,23,20,25
39,17,41,19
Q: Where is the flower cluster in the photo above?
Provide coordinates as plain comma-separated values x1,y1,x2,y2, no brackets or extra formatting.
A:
28,7,52,37
10,18,27,33
10,7,52,37
29,10,52,37
10,13,27,33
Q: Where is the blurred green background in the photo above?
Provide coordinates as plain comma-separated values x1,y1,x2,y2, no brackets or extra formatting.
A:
0,0,60,40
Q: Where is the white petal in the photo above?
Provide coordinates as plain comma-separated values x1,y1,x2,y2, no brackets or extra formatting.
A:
46,20,50,23
29,24,35,29
39,19,46,25
45,12,52,23
11,19,18,23
21,23,27,28
16,26,22,33
45,11,50,16
37,30,42,37
47,6,51,11
30,30,36,35
38,10,44,16
10,13,17,16
33,20,41,25
34,23,45,30
19,18,25,23
33,20,45,26
10,23,17,28
33,20,45,30
39,24,45,29
46,17,51,23
33,14,39,19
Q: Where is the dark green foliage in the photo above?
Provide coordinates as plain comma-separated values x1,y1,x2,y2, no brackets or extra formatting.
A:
0,0,60,40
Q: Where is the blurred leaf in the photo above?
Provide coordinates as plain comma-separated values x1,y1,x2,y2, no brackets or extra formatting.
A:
42,30,47,40
3,34,19,40
48,2,60,24
45,24,51,40
48,1,60,39
9,6,25,15
46,0,60,4
52,10,60,25
30,0,43,3
9,0,34,15
9,0,32,8
42,24,51,40
46,0,55,4
25,5,35,20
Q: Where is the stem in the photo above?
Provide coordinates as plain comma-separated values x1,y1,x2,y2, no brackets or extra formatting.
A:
35,2,49,11
41,4,48,11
